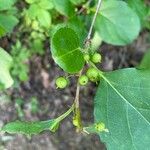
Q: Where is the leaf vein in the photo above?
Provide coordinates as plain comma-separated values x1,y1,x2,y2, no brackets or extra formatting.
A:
126,105,137,150
54,47,80,60
101,74,150,126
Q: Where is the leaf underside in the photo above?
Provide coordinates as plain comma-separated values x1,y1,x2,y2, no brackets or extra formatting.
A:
94,68,150,150
95,0,140,45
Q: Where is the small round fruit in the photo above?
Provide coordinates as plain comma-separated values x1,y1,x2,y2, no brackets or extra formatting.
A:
91,53,102,63
55,77,68,89
84,54,90,61
86,68,99,82
78,75,88,86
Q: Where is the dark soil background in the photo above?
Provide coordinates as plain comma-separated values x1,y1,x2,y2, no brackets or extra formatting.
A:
0,29,150,150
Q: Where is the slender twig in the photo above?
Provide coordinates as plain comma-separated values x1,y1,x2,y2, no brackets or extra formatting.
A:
75,0,103,107
72,0,103,130
85,0,102,47
77,0,92,15
56,104,75,122
74,70,82,108
73,70,83,130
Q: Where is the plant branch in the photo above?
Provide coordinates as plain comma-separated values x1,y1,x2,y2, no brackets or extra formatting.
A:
85,0,102,47
73,70,83,130
77,0,92,15
56,104,75,122
71,0,103,130
74,70,82,108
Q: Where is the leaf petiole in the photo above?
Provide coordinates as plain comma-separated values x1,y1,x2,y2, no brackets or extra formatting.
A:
55,104,75,123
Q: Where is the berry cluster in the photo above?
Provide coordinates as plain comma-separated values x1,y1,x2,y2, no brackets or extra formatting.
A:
55,52,102,89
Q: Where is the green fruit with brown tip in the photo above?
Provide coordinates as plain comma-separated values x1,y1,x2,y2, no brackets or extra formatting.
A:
86,68,99,82
78,75,88,86
91,53,102,63
55,77,68,89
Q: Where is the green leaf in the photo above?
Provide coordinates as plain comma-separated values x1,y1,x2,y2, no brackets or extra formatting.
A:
138,50,150,70
147,9,150,29
67,16,87,46
0,14,18,36
1,119,59,136
125,0,149,28
51,27,85,73
25,0,39,4
70,0,85,5
2,105,74,136
38,0,54,10
53,0,75,17
27,4,39,19
0,0,16,10
0,47,13,89
37,9,51,28
94,68,150,149
31,39,45,55
0,25,6,37
95,0,140,45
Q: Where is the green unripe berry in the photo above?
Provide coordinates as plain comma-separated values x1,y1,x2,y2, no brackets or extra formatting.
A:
55,77,68,89
78,75,88,86
84,54,90,61
91,53,102,63
86,68,99,82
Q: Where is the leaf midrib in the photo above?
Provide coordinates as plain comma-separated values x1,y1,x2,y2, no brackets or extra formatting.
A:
105,83,137,149
54,47,80,60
